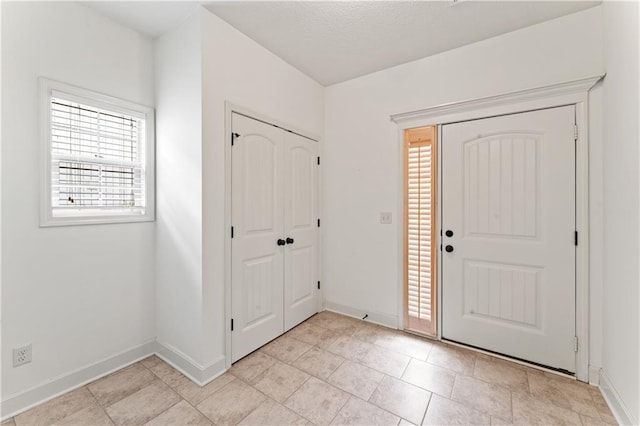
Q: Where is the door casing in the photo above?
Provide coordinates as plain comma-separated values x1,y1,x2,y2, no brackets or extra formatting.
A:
391,75,604,382
224,102,322,369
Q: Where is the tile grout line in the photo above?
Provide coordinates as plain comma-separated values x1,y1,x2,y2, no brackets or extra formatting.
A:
87,360,160,416
243,317,594,424
110,377,181,425
420,391,434,425
14,313,614,425
279,376,316,425
325,315,605,422
141,399,182,426
249,370,315,425
83,377,120,425
366,373,388,404
450,372,516,424
193,376,244,424
369,374,433,425
326,392,352,426
449,373,458,400
509,390,515,423
348,393,407,424
398,355,411,378
280,370,312,404
173,392,215,425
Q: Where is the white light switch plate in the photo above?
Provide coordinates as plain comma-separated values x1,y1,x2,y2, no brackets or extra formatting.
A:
380,212,392,224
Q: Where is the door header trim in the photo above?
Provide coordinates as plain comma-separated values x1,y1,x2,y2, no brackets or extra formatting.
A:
390,75,604,128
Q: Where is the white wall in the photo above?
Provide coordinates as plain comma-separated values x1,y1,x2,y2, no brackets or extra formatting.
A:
201,8,324,366
4,1,631,420
601,1,640,423
153,7,324,374
1,0,155,403
323,5,604,348
155,14,205,366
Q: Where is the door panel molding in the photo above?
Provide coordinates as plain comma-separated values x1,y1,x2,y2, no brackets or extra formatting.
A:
230,114,285,362
391,75,603,382
284,131,319,331
225,103,321,367
442,106,576,372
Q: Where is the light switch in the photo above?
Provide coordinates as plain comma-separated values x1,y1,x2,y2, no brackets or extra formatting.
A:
380,212,392,224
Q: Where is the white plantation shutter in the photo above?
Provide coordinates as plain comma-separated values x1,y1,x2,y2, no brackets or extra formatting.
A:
46,88,150,220
405,127,436,335
41,79,154,226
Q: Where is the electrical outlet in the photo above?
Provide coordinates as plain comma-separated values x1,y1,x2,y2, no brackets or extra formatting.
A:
13,344,32,367
380,212,392,224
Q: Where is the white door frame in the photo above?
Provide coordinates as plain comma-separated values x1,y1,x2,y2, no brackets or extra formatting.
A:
224,102,322,369
391,75,604,382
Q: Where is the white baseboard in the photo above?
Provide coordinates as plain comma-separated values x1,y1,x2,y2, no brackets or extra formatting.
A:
1,340,156,421
599,369,637,425
200,356,227,386
1,341,228,421
325,300,398,330
154,341,205,385
155,341,226,386
588,365,601,386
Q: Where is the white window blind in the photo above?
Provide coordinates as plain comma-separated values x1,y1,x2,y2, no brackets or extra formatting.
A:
405,126,436,335
41,79,154,226
50,94,145,213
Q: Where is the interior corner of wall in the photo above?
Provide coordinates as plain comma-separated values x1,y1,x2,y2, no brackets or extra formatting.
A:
155,340,226,386
588,365,601,385
599,368,638,425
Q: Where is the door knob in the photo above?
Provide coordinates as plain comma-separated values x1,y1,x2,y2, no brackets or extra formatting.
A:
445,245,454,253
445,230,454,237
277,239,286,246
286,237,294,245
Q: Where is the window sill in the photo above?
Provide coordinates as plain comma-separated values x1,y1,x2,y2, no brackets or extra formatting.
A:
40,214,155,227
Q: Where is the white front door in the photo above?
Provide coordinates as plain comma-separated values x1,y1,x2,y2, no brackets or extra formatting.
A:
283,131,319,331
231,113,284,362
441,106,576,372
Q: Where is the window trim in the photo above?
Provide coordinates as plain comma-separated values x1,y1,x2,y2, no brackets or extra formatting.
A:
40,78,155,227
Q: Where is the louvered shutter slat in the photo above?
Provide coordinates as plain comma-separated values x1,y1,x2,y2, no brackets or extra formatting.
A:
50,96,146,214
405,128,436,330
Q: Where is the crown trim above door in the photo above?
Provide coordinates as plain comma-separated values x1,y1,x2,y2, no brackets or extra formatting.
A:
390,75,604,383
390,75,604,128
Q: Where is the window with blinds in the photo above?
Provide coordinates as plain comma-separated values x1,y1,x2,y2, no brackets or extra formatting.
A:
404,126,437,336
41,79,155,226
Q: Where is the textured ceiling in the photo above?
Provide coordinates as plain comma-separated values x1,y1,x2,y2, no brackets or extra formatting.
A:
206,1,600,85
84,1,600,86
84,2,201,38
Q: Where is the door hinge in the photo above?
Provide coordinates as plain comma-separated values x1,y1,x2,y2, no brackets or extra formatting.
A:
231,132,240,146
317,281,321,290
574,231,578,246
317,219,320,227
574,125,578,141
231,318,234,331
231,226,234,239
317,156,320,165
574,336,578,352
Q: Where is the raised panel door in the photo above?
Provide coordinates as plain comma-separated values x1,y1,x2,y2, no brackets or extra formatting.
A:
441,106,576,372
231,113,285,362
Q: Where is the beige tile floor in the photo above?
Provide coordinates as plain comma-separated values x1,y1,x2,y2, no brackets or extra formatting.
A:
5,311,617,426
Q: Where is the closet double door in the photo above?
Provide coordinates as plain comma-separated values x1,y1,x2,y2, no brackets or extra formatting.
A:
231,113,319,362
